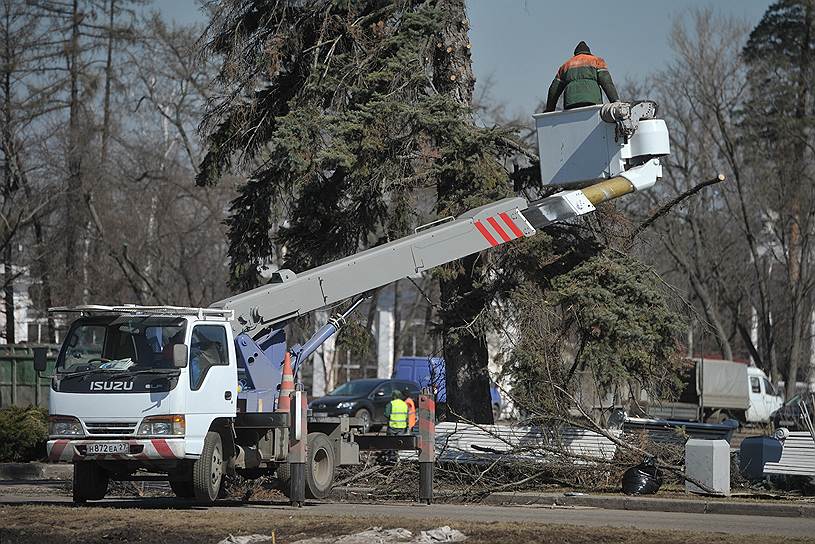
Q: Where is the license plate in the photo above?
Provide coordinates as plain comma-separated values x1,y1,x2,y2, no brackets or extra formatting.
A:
85,442,129,455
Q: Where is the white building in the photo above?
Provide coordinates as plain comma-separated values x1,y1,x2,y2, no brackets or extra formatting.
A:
0,265,54,344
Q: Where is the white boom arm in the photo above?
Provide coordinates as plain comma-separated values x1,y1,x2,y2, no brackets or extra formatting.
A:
212,102,670,336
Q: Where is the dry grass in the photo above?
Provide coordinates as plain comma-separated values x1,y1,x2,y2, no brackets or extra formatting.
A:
0,504,810,544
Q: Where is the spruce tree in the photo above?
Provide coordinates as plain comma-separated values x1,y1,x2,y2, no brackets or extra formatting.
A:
742,0,815,398
199,0,513,421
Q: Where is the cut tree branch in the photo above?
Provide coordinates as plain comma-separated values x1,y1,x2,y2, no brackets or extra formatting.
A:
632,174,726,238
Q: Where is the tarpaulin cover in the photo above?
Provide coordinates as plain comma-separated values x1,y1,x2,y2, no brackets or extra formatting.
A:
696,359,749,410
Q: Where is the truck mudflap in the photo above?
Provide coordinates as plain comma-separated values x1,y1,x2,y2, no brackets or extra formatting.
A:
47,438,186,462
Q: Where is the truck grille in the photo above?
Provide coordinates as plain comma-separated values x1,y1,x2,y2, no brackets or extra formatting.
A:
84,421,138,435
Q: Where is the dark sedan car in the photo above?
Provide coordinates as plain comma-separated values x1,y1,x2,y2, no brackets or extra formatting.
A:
772,393,815,431
309,378,419,432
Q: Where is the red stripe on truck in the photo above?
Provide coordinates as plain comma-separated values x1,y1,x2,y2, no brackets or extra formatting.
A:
151,439,175,458
49,440,68,461
487,217,512,242
474,221,498,247
499,212,524,238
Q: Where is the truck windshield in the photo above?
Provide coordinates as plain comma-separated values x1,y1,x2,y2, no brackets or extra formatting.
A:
56,316,186,374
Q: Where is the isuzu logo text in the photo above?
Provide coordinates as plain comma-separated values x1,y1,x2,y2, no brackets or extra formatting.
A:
90,381,134,391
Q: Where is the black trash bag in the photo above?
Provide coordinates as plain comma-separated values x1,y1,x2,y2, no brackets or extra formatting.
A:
621,457,662,495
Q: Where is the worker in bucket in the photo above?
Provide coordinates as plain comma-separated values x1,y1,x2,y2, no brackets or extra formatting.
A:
544,41,619,112
384,389,409,436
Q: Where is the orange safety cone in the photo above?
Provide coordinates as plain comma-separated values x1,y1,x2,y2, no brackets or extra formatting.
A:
276,352,294,413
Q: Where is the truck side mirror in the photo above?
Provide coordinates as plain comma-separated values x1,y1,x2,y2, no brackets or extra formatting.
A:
33,347,48,372
173,344,188,368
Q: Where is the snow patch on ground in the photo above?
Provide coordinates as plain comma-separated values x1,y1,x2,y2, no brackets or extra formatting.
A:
217,526,467,544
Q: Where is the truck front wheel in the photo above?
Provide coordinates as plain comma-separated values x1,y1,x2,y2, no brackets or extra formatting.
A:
73,462,108,503
305,432,335,499
193,431,224,503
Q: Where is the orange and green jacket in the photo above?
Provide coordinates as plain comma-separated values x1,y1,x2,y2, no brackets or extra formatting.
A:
545,53,619,111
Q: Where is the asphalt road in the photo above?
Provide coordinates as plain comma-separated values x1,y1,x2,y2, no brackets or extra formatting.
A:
1,491,814,539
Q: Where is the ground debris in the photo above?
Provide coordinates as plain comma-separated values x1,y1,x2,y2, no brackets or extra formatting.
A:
216,535,274,544
290,526,466,544
414,526,467,543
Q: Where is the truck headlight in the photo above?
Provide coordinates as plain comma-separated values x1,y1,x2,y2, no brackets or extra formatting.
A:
137,415,185,436
336,402,355,409
49,416,84,437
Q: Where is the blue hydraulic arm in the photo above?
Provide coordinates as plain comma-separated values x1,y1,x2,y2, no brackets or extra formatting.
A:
289,297,366,378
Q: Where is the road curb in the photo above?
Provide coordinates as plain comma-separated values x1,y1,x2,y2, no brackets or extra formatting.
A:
484,492,815,518
0,463,72,481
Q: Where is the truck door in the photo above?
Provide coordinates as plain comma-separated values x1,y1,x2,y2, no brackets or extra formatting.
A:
746,375,762,422
762,377,783,421
185,323,236,418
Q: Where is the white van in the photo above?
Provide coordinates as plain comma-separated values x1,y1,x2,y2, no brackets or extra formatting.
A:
745,366,784,423
647,359,783,424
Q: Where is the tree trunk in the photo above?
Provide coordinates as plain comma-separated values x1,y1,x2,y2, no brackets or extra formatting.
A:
664,236,733,360
364,288,380,378
808,305,815,392
1,10,14,344
28,211,55,342
392,280,401,363
100,0,115,163
3,243,14,343
438,261,493,423
689,271,733,360
64,0,83,303
433,0,493,424
786,1,812,399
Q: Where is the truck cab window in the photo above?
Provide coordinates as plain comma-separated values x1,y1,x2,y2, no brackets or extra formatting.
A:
762,378,776,396
63,325,105,370
190,325,228,391
750,376,761,394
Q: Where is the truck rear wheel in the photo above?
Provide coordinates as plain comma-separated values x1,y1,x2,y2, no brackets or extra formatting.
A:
193,431,224,504
305,432,335,499
73,462,108,503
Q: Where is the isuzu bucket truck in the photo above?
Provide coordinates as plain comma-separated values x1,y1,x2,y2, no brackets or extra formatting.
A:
36,102,670,504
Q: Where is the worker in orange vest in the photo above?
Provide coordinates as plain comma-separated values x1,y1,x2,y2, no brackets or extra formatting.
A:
404,389,417,432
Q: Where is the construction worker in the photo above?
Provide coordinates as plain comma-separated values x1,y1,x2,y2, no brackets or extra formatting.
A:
404,389,417,433
384,389,409,436
544,41,619,112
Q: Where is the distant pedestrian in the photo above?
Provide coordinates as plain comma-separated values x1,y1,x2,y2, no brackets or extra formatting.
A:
384,390,408,436
544,41,619,112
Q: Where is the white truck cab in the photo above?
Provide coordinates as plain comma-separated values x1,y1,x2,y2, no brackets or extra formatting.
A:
745,366,784,423
45,307,243,501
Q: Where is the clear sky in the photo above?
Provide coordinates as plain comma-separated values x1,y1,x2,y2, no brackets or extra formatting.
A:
154,0,771,116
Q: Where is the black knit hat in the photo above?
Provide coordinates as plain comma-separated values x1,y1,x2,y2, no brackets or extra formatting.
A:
574,41,591,55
